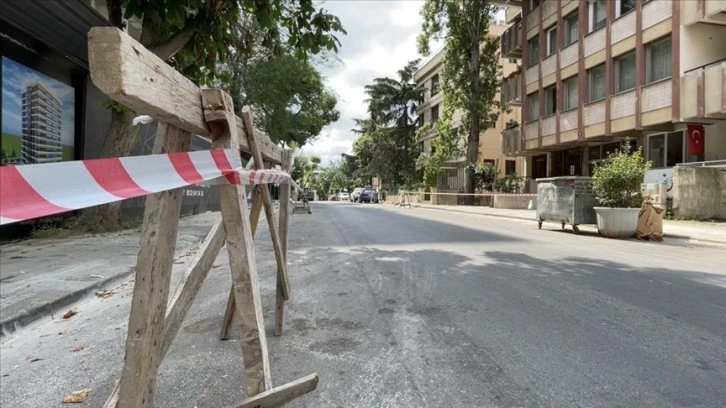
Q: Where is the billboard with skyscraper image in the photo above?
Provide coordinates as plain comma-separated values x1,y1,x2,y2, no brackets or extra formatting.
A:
2,56,75,166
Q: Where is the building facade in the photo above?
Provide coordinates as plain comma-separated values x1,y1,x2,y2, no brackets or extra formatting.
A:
415,23,526,190
21,83,64,164
497,0,726,183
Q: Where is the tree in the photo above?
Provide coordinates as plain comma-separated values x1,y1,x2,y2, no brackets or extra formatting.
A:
238,54,339,147
352,61,424,189
87,0,346,230
418,0,503,201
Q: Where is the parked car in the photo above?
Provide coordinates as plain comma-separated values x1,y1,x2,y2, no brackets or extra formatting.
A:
339,192,350,201
359,189,379,204
328,193,338,201
351,187,365,202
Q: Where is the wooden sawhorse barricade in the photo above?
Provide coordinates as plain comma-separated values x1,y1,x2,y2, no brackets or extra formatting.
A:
88,27,314,408
395,191,412,208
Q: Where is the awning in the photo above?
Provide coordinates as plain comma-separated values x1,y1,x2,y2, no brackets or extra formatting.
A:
0,0,111,68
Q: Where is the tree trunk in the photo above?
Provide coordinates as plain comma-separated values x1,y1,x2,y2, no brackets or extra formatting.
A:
78,109,139,230
465,12,482,204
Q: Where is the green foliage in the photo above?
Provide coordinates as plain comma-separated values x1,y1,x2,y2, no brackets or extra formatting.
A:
238,54,339,146
467,162,498,192
352,61,424,188
592,143,651,208
121,0,346,86
418,0,504,194
103,99,131,114
494,173,522,193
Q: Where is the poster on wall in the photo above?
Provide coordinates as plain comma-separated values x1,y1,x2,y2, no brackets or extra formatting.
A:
1,56,75,166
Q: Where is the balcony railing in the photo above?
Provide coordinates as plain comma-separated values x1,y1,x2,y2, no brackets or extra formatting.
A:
501,18,522,59
501,125,524,156
501,71,522,107
681,59,726,119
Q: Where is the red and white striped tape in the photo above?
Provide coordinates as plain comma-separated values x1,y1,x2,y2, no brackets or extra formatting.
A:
0,149,300,225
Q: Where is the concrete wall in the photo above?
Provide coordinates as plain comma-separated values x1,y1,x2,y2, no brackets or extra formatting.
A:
672,167,726,220
704,122,726,162
680,23,726,75
492,194,537,210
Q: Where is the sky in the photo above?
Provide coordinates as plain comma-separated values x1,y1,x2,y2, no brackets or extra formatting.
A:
1,56,75,147
302,0,443,165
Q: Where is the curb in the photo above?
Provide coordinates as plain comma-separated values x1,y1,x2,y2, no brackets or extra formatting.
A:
0,236,206,339
409,204,726,246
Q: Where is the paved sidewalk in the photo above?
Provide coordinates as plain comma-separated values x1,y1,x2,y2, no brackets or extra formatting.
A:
409,203,726,245
0,212,220,338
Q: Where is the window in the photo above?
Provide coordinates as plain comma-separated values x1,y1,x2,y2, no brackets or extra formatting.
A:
529,0,540,9
546,26,557,55
615,52,636,92
648,131,684,168
431,74,440,96
544,85,556,115
563,76,578,110
588,64,606,102
588,0,607,32
431,104,439,123
646,37,672,84
564,12,579,46
526,92,539,122
528,36,539,67
616,0,636,17
505,160,516,175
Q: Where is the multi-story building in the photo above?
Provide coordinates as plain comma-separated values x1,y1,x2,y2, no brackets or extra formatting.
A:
415,22,526,191
21,82,63,164
497,0,726,182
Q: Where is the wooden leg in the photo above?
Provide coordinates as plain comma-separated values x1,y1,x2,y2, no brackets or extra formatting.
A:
275,149,292,336
204,90,272,395
220,188,263,340
116,123,191,408
105,217,225,407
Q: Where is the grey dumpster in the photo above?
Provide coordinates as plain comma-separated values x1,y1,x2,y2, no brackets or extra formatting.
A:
536,176,597,234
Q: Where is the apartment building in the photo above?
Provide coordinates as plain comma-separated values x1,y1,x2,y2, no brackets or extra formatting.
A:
415,22,526,187
21,83,63,164
497,0,726,181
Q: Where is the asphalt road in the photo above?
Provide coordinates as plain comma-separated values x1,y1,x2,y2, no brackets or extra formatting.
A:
1,202,725,407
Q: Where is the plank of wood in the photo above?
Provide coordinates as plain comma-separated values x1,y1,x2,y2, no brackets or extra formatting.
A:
105,217,225,407
241,108,290,303
219,188,264,341
275,149,293,336
87,27,283,164
227,373,319,408
116,122,190,408
202,89,271,395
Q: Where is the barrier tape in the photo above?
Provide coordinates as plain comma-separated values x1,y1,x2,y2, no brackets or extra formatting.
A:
0,149,302,226
408,192,536,197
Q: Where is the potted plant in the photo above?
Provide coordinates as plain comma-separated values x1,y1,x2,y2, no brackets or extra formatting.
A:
592,142,651,238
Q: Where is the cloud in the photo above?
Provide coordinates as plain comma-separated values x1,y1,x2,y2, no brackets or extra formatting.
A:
305,0,431,166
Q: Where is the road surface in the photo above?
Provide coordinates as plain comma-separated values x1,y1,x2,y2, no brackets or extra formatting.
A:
1,202,725,407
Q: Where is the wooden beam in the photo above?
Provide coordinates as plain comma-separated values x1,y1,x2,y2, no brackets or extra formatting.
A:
87,27,283,164
219,187,264,341
275,149,293,336
105,217,226,407
227,374,319,408
241,108,291,303
117,122,191,408
202,89,271,395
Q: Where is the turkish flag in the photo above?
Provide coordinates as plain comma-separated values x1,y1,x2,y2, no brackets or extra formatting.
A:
687,124,705,156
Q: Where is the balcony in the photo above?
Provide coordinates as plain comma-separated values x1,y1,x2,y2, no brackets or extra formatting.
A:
681,59,726,120
501,18,522,59
501,70,522,107
682,0,726,26
501,126,524,156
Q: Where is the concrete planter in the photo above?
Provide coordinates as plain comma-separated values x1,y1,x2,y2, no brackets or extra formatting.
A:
594,207,640,239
